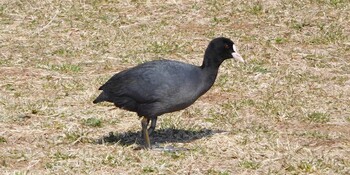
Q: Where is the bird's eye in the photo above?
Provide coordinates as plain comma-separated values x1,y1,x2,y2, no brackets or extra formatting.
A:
224,44,229,49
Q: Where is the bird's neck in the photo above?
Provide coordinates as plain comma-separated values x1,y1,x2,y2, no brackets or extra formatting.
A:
197,48,225,95
200,48,224,86
200,48,224,69
198,64,220,96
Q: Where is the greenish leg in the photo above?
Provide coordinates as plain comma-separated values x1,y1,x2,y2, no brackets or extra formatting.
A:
148,117,157,135
141,117,151,148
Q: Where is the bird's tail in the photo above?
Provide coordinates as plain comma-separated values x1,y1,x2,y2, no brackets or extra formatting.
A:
93,91,108,104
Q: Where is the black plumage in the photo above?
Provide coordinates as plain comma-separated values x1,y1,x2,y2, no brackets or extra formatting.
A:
93,37,244,148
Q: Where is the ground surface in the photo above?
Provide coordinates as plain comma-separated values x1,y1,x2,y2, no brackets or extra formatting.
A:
1,0,350,174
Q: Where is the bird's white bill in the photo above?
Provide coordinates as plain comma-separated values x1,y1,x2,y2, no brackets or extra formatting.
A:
232,52,245,63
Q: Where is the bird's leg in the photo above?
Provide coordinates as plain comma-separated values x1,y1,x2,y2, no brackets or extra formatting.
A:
141,118,150,135
141,117,151,148
148,117,157,135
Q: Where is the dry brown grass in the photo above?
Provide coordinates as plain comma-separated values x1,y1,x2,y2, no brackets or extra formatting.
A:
1,0,350,174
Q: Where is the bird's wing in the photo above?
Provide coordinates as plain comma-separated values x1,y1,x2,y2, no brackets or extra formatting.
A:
99,60,197,104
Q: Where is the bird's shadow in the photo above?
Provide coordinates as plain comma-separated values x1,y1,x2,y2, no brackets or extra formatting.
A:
95,128,224,146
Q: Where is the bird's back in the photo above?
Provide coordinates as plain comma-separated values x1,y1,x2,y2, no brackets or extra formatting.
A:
95,60,208,117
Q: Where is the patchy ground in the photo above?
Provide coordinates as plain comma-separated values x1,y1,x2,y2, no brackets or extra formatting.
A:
1,0,349,174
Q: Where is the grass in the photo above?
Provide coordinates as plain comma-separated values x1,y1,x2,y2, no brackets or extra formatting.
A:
0,0,349,174
239,160,261,170
0,137,6,143
83,117,102,127
307,112,330,123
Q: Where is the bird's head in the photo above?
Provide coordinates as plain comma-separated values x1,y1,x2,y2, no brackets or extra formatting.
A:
209,37,245,63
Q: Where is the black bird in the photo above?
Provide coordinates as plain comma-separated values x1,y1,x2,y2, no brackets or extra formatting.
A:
93,37,244,148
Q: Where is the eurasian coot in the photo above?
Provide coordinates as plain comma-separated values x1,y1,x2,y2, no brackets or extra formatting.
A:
93,37,245,148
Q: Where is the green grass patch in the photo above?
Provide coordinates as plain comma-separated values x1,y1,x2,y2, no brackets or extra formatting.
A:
297,159,326,173
249,3,264,15
142,166,157,173
50,64,82,73
164,151,186,160
309,23,346,44
52,151,76,161
239,160,260,170
4,84,15,91
307,112,330,123
346,116,350,123
52,48,74,56
207,169,230,175
298,131,330,139
148,41,183,54
252,65,269,73
63,131,82,143
298,161,314,173
83,117,102,127
275,37,287,44
0,136,7,143
290,20,311,31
